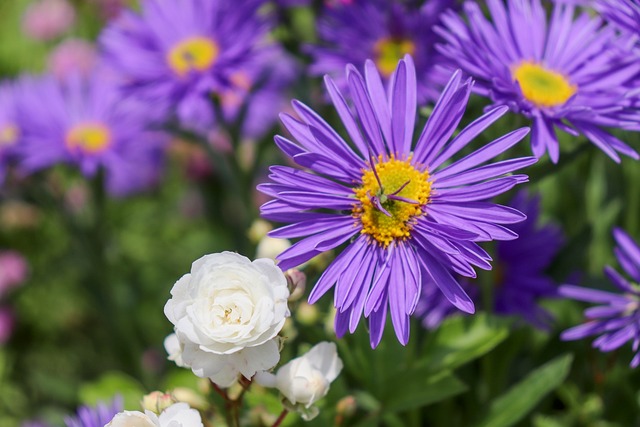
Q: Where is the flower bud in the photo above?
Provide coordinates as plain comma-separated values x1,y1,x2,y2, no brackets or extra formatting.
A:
256,235,291,261
141,391,176,414
285,269,306,301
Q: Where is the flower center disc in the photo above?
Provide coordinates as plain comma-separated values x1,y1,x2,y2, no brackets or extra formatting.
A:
374,37,416,77
0,124,19,147
168,36,219,77
353,156,431,247
512,61,576,107
65,123,111,154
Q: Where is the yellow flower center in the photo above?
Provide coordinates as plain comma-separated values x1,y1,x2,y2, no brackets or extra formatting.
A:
65,123,111,154
512,61,577,107
374,37,416,77
167,36,219,77
0,124,19,147
353,156,431,247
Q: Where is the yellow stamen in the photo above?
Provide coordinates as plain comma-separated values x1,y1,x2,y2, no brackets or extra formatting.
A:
0,124,19,147
65,123,111,154
374,37,416,77
353,156,431,247
167,36,219,77
512,61,577,108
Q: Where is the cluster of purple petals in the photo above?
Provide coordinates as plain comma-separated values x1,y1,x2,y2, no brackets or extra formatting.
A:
595,0,640,37
260,55,536,346
436,0,640,163
309,0,455,104
16,70,167,197
64,395,123,427
416,191,563,330
100,0,273,130
561,229,640,368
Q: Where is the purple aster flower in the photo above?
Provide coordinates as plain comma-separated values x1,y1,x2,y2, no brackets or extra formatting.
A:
100,0,271,125
595,0,640,37
178,46,300,140
17,70,167,196
309,0,455,104
259,56,536,347
64,396,123,427
437,0,640,163
560,228,640,368
416,191,563,329
0,83,22,185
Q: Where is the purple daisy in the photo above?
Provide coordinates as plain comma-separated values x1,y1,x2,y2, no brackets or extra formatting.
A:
259,55,536,346
0,83,22,185
64,395,123,427
100,0,270,125
417,191,563,329
560,228,640,368
595,0,640,37
437,0,640,163
309,0,455,104
17,70,167,196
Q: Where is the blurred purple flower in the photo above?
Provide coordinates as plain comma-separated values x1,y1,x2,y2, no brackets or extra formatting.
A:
259,56,535,347
48,39,98,80
0,250,28,297
17,70,167,197
64,396,123,427
100,0,272,128
0,83,22,185
22,0,75,41
309,0,454,104
561,228,640,368
416,191,563,329
595,0,640,37
437,0,640,163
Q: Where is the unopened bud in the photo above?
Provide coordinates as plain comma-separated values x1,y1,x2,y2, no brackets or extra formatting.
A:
285,269,306,301
336,395,357,417
141,391,175,414
172,387,207,410
247,219,272,243
296,302,319,326
256,235,291,260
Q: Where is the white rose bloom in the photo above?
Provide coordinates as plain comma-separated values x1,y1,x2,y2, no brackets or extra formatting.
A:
105,403,203,427
164,252,290,386
257,342,343,410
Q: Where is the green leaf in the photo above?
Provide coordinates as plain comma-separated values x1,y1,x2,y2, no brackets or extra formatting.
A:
383,371,468,413
79,371,146,410
474,354,574,427
421,313,510,373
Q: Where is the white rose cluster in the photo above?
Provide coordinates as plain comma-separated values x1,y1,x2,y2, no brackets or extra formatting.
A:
164,252,290,387
256,342,343,420
105,402,202,427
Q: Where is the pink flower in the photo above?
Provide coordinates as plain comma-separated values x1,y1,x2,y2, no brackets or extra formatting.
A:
0,251,28,296
22,0,75,41
48,39,97,79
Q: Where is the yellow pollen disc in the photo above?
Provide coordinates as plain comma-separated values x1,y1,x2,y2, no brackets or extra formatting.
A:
512,61,577,108
0,124,19,147
65,123,111,154
353,156,431,247
374,37,416,77
167,36,219,77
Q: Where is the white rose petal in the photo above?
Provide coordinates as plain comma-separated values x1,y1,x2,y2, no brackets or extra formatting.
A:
273,342,343,408
163,333,186,368
164,252,290,386
105,403,203,427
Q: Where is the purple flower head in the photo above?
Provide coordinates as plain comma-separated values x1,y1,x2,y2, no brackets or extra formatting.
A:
0,83,22,185
561,228,640,368
259,55,536,347
595,0,640,37
416,191,563,330
17,69,168,197
178,45,300,140
64,396,123,427
437,0,640,163
100,0,271,126
309,0,455,104
0,250,28,297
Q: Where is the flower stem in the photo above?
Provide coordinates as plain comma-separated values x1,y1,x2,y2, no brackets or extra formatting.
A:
272,409,289,427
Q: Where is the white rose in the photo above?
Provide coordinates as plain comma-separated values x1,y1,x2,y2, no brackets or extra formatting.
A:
257,342,343,409
105,403,203,427
164,252,290,386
